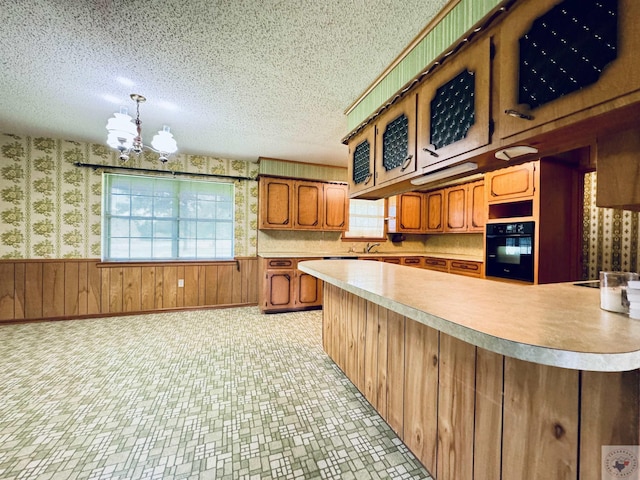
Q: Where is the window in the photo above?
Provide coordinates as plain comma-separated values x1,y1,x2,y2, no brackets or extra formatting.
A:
102,173,234,261
343,198,386,239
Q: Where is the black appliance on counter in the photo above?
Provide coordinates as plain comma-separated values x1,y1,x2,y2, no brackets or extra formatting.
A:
486,221,535,283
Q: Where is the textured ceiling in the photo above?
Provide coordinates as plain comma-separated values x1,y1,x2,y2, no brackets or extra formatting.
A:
0,0,449,167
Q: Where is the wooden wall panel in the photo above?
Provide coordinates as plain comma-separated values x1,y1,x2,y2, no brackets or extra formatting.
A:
25,262,43,319
123,267,141,312
43,262,65,318
162,266,178,308
502,357,579,480
87,260,101,315
404,319,439,474
183,265,200,306
77,261,88,315
473,348,504,480
140,266,156,311
14,263,25,319
386,310,405,438
376,307,388,421
0,263,15,320
437,334,476,480
217,264,234,305
0,258,258,321
363,302,379,408
109,267,124,313
64,262,79,316
580,370,640,480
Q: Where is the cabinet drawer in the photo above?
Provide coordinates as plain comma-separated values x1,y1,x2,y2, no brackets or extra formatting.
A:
423,257,449,272
266,259,295,269
450,260,483,278
402,257,423,267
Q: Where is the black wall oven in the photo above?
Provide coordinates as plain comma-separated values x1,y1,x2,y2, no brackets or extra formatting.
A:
486,221,535,283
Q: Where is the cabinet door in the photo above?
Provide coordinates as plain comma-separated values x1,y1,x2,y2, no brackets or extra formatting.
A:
295,270,323,307
323,183,349,230
264,270,294,310
389,192,425,233
348,126,376,195
449,260,483,278
375,94,417,186
467,181,486,232
486,162,536,203
417,37,492,171
425,190,444,233
444,185,467,232
497,0,640,140
294,181,323,229
259,177,293,229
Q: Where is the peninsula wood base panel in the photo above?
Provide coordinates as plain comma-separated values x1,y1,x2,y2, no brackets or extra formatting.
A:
322,283,640,480
0,258,259,322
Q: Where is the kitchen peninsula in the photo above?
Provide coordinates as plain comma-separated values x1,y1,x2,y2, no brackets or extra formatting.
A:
298,259,640,480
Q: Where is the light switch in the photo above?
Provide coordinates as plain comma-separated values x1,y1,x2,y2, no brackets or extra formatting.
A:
178,279,184,288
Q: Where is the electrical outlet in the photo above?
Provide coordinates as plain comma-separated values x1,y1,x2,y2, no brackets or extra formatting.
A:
178,279,184,288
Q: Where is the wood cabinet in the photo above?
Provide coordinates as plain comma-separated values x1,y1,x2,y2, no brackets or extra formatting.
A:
425,190,444,233
388,192,426,233
347,94,417,196
348,125,376,196
496,0,640,140
260,257,322,313
596,126,640,211
423,257,449,273
423,257,483,278
259,177,348,231
401,257,423,268
259,177,293,229
323,183,349,230
467,181,485,232
443,185,467,232
485,162,536,204
416,37,492,172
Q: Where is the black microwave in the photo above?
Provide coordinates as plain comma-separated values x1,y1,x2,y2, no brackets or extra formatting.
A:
485,221,535,282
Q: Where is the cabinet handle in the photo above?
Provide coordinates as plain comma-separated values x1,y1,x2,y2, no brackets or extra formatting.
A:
505,109,534,120
401,154,413,171
422,147,439,157
364,173,373,185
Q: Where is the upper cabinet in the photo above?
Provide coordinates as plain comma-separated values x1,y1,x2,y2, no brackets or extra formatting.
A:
375,94,417,186
497,0,640,140
443,180,485,233
416,37,492,172
348,126,376,196
388,192,426,233
347,93,417,197
259,177,293,229
485,162,536,204
259,177,349,231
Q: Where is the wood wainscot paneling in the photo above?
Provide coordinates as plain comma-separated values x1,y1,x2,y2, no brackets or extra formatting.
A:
0,258,259,323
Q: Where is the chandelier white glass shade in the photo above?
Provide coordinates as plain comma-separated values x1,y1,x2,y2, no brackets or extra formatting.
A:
106,94,178,163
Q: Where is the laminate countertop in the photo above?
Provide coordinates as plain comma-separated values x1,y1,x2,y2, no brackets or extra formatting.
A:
258,252,484,262
298,259,640,372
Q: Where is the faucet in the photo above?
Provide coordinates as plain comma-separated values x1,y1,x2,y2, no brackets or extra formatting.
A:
365,242,380,253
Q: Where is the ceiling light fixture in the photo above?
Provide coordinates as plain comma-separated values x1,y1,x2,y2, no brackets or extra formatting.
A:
106,93,178,163
410,162,478,186
494,145,538,161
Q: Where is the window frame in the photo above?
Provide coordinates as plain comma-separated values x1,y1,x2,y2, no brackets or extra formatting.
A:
341,198,388,242
101,173,235,262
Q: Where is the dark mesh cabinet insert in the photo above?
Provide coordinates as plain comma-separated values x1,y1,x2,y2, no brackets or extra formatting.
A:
382,114,409,171
518,0,618,109
352,140,371,185
430,69,476,150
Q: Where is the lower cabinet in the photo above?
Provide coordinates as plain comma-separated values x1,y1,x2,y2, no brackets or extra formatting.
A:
260,258,322,313
423,257,483,278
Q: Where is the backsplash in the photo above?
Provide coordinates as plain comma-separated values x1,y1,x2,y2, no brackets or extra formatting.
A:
583,171,639,278
0,133,259,259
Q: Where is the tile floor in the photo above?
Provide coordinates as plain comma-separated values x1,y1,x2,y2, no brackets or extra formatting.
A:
0,307,432,480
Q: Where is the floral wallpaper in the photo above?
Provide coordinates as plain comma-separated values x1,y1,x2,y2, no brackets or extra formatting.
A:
0,133,258,259
583,171,640,278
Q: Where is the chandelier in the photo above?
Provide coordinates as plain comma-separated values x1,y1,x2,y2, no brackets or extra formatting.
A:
106,93,178,163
